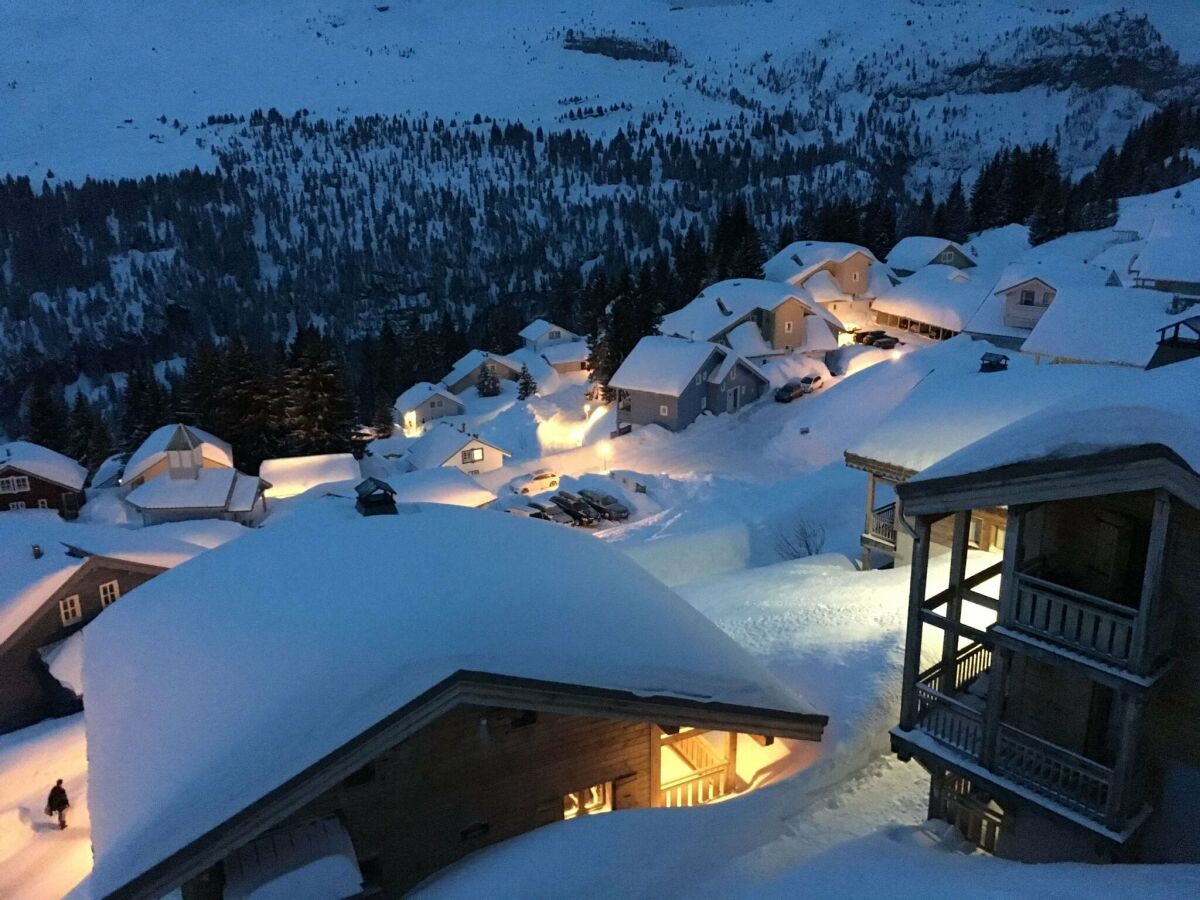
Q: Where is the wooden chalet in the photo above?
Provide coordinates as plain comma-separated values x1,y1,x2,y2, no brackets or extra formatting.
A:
892,440,1200,862
0,441,87,518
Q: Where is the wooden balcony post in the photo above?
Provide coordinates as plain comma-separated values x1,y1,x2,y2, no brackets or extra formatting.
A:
941,511,973,689
900,515,933,731
1132,491,1171,675
862,473,877,568
1105,691,1147,830
725,730,738,794
998,506,1025,625
980,646,1009,770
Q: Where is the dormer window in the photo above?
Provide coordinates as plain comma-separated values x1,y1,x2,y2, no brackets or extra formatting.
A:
939,249,956,263
1020,289,1036,306
1041,291,1054,307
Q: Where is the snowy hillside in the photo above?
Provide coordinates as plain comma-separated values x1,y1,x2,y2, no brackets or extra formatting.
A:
4,0,1198,184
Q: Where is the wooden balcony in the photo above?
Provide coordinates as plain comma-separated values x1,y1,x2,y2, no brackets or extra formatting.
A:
910,642,1120,825
863,501,897,550
1011,573,1139,669
658,765,729,808
994,723,1114,821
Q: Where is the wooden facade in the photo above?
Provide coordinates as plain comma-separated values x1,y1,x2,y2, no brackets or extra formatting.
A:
115,673,825,899
892,446,1200,862
0,464,84,518
0,555,166,734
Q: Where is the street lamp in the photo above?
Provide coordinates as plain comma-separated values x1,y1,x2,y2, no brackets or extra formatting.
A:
598,440,612,474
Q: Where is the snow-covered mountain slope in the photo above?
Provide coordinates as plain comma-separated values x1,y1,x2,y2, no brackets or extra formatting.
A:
3,0,1198,185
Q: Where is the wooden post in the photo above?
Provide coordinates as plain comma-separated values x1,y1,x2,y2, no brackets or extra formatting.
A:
980,646,1008,769
941,510,973,691
1105,691,1146,830
648,724,662,808
900,515,933,731
998,506,1025,625
1132,491,1171,675
725,731,739,794
862,473,877,569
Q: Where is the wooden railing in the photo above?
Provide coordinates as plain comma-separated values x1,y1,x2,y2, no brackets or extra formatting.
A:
918,642,991,695
931,774,1004,854
914,682,984,760
1012,574,1138,667
866,502,897,548
658,765,728,808
995,724,1114,820
669,732,724,774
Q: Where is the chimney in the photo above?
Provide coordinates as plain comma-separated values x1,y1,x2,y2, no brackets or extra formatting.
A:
32,544,43,559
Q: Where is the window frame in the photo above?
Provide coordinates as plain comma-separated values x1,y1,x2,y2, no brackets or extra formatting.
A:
0,475,32,493
563,781,613,820
460,447,486,465
9,501,27,510
1020,289,1036,306
659,404,669,417
783,320,794,334
99,580,121,608
59,595,83,626
37,499,49,509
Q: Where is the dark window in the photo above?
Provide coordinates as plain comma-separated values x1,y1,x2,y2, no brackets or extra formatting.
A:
1020,289,1035,305
461,447,485,465
511,710,538,729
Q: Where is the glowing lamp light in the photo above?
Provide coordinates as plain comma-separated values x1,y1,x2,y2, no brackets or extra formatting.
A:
598,440,613,473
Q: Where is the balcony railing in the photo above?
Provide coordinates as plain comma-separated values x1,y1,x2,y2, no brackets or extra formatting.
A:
658,765,728,808
1012,574,1138,668
865,502,897,549
995,724,1114,821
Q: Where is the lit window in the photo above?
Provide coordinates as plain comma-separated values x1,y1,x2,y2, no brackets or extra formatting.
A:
851,271,860,282
99,580,121,607
59,595,82,626
0,475,31,493
37,499,49,509
8,501,26,510
563,782,613,819
659,405,669,417
461,447,485,465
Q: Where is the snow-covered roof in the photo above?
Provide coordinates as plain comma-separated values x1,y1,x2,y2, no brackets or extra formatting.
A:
445,350,520,386
0,511,203,648
607,336,723,396
1020,286,1173,367
91,453,128,489
847,337,1137,474
518,318,574,341
964,259,1112,340
388,467,497,508
404,422,509,470
393,381,460,414
0,441,87,490
260,454,361,499
872,265,989,332
660,278,842,345
763,241,879,286
885,237,972,273
1133,211,1200,284
125,467,239,510
540,341,590,365
912,358,1200,485
124,424,233,485
227,473,264,513
84,501,816,896
709,348,769,386
724,320,774,358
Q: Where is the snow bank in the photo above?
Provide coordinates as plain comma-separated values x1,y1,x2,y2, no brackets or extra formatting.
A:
39,632,84,696
1020,285,1171,366
259,454,361,499
84,501,817,896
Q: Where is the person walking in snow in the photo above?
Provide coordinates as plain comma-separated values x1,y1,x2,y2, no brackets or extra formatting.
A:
45,780,69,830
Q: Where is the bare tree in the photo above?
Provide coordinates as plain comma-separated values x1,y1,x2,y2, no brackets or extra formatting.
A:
774,517,827,560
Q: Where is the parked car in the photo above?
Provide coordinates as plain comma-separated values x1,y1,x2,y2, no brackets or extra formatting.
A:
854,329,887,344
872,336,899,350
549,492,597,526
578,489,631,521
505,505,539,519
511,470,560,495
527,500,575,525
798,374,824,394
774,380,807,403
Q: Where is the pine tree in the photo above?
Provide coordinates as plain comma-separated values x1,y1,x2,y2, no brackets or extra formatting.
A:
282,327,357,456
85,418,113,472
516,365,538,400
476,364,502,398
25,380,68,452
66,394,95,462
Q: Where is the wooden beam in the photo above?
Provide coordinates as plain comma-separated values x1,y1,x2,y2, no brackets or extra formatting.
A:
726,731,739,792
941,511,972,682
980,646,1009,769
750,734,775,747
900,516,933,730
997,507,1024,625
963,559,1003,591
648,724,662,808
919,609,990,645
1132,490,1170,675
1105,691,1147,830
